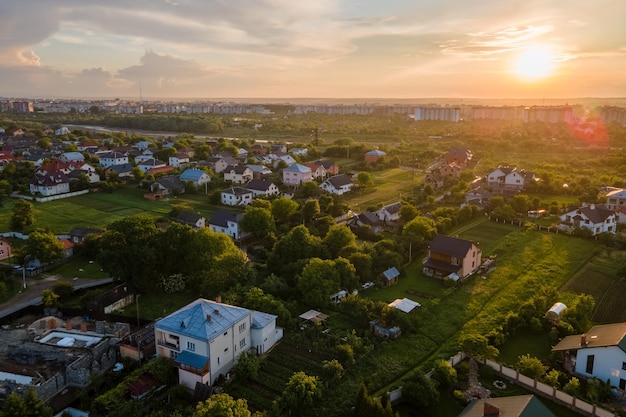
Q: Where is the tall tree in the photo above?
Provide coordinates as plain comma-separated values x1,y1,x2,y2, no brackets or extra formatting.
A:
297,258,342,306
240,206,276,239
25,229,64,264
271,197,299,226
323,225,356,258
279,372,321,417
193,393,251,417
11,199,35,231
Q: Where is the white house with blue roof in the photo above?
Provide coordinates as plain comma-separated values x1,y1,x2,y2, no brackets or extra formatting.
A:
282,163,313,186
154,298,281,389
180,168,211,187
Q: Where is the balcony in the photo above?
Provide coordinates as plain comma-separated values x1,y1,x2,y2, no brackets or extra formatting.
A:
157,339,180,351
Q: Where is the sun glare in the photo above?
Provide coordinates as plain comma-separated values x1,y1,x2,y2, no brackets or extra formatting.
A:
514,46,554,80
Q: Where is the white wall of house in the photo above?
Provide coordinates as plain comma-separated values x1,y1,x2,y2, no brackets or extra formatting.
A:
460,245,482,277
251,322,278,355
574,346,626,388
210,221,240,239
208,316,251,383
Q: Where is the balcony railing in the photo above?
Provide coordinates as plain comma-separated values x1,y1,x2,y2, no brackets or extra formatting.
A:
157,340,180,351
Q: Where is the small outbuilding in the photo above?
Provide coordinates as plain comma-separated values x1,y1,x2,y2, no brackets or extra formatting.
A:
545,302,567,324
381,267,400,287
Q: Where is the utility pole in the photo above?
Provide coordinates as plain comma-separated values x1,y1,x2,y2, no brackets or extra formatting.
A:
136,294,141,328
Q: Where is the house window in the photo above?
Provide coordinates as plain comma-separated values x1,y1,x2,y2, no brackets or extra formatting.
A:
622,362,626,371
170,351,179,360
239,323,246,333
217,357,220,365
224,347,229,352
240,338,246,348
621,379,626,390
451,257,458,266
224,331,228,336
585,355,595,374
187,341,195,352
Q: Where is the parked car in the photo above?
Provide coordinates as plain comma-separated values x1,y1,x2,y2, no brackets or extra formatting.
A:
361,281,375,289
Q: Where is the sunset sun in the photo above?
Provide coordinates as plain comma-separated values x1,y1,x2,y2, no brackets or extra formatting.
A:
514,46,555,80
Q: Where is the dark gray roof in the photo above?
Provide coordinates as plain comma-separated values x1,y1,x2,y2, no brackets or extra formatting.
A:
157,175,184,190
225,165,250,174
382,202,401,214
428,235,476,257
209,209,244,228
176,211,204,225
357,211,382,226
326,174,352,188
574,205,615,223
107,163,133,173
246,179,274,191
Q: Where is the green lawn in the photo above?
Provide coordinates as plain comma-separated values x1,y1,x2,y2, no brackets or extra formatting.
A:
496,327,554,366
0,187,217,234
344,168,424,210
48,258,109,280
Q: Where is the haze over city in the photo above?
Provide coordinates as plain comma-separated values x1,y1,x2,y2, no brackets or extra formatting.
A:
1,0,626,99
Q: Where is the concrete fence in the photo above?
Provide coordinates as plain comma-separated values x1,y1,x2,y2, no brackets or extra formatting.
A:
12,189,89,203
482,358,616,417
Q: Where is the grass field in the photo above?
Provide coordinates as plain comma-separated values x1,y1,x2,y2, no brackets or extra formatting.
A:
344,168,424,210
560,250,626,323
0,187,219,233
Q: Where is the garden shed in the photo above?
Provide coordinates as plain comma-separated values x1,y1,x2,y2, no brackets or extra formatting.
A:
545,302,567,324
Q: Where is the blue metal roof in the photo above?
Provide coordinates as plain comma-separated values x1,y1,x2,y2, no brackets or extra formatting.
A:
180,169,207,181
155,299,250,342
283,163,311,173
383,267,400,280
175,350,209,369
251,311,277,329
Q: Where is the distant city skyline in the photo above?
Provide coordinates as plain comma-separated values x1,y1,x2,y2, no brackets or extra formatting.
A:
1,1,625,99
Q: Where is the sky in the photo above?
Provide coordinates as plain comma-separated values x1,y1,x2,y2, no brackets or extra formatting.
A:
1,0,625,100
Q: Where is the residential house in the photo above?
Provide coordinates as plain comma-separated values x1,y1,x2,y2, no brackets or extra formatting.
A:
606,188,626,211
137,159,167,173
68,167,100,184
364,150,386,163
423,235,482,280
376,202,402,223
169,152,190,168
305,162,328,180
320,174,354,195
381,267,400,287
69,227,102,244
616,207,626,225
59,238,75,258
223,165,253,184
246,164,273,179
440,162,462,178
0,238,11,260
249,144,268,155
177,146,195,159
270,143,287,154
180,169,211,187
38,160,71,175
0,151,14,170
273,154,296,168
246,179,280,197
105,163,134,179
221,187,253,206
559,204,617,235
462,187,492,209
134,141,152,151
443,147,472,167
314,160,339,175
30,171,70,196
424,172,445,190
154,298,281,388
98,151,129,168
457,395,556,417
209,209,246,240
59,152,85,163
153,175,185,196
23,153,46,167
349,211,383,233
175,211,206,229
282,164,313,186
134,154,154,164
203,157,230,174
289,147,308,157
486,166,535,190
552,322,626,390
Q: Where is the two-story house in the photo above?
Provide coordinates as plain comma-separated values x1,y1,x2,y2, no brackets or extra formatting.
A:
606,188,626,211
180,168,212,187
209,209,247,240
282,164,312,186
169,152,191,168
423,235,482,280
376,202,402,223
246,179,280,197
320,174,354,195
223,165,253,184
98,151,129,168
137,159,167,173
221,187,253,206
486,167,535,190
552,322,626,390
154,298,281,388
559,204,616,235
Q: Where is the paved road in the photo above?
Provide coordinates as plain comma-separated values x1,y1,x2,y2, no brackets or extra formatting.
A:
0,275,114,320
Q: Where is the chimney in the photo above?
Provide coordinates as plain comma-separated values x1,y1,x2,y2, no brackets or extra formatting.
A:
214,309,220,315
206,314,212,322
216,295,222,303
581,333,587,346
66,320,72,330
80,322,88,332
483,402,500,416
